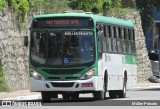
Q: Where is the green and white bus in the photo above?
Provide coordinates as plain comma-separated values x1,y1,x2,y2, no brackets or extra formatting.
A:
24,11,137,101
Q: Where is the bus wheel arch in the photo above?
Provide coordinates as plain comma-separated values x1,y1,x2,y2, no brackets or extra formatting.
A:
124,70,127,82
104,70,108,92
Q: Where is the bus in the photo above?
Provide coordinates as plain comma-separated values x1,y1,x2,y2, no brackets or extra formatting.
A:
24,11,137,101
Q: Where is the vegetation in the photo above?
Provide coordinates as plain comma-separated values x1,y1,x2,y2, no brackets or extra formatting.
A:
0,60,8,92
0,0,7,10
0,0,70,22
136,0,160,32
28,0,70,14
0,0,122,23
106,8,136,18
68,0,122,15
0,0,160,31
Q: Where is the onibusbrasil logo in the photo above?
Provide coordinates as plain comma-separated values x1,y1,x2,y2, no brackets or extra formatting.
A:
1,101,42,106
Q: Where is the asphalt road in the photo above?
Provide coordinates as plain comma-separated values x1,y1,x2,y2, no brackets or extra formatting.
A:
25,87,160,106
44,88,160,106
1,88,160,109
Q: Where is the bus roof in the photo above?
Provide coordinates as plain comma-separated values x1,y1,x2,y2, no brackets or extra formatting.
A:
33,13,134,27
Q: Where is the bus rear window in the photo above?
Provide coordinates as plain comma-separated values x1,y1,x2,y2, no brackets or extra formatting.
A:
32,17,94,28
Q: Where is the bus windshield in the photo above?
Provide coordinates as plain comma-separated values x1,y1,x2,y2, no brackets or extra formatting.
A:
30,30,95,67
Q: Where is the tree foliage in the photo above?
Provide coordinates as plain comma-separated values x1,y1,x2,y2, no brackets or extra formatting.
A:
43,0,70,13
0,0,70,22
136,0,160,31
0,0,8,10
5,0,29,22
68,0,122,15
27,0,70,14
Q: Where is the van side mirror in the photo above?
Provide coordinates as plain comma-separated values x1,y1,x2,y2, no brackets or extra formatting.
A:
24,36,28,46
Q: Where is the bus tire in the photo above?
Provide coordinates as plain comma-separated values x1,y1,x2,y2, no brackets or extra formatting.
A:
41,92,51,102
109,90,118,99
93,80,106,100
104,72,108,92
93,91,105,100
62,93,70,100
117,77,127,98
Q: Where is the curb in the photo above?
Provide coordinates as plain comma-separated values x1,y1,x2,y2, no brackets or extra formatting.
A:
133,85,160,89
2,94,41,100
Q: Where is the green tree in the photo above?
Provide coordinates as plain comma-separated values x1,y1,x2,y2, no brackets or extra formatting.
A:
0,0,7,10
27,0,70,14
68,0,122,15
5,0,29,22
136,0,160,32
43,0,70,13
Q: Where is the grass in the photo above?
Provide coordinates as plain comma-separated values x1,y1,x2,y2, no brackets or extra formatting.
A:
0,76,8,92
0,60,9,92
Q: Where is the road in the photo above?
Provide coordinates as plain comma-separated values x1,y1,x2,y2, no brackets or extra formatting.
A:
44,88,160,106
1,87,160,109
27,87,160,106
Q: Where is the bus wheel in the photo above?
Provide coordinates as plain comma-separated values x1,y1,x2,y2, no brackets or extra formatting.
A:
117,77,127,98
71,93,79,100
93,91,105,100
41,92,51,102
109,90,117,99
62,93,71,100
93,81,106,100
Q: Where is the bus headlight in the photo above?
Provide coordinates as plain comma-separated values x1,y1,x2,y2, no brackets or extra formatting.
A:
80,68,96,80
30,69,46,80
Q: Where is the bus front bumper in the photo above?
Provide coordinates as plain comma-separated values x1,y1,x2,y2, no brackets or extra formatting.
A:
29,77,98,92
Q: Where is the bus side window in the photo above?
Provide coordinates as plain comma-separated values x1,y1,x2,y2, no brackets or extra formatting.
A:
125,28,129,53
118,27,122,39
107,25,112,52
128,29,132,40
133,30,135,41
103,25,107,52
97,24,103,59
124,28,128,40
128,29,132,54
132,29,136,54
122,28,126,53
113,26,117,38
117,27,122,53
113,26,117,53
108,25,112,38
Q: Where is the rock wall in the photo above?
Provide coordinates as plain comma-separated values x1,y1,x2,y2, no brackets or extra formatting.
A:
0,10,152,91
133,13,152,82
108,11,152,82
0,10,34,91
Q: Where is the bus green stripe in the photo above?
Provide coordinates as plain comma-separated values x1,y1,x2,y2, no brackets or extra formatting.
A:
123,55,136,64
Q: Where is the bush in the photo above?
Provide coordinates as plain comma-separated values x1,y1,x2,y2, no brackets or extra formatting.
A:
0,60,8,92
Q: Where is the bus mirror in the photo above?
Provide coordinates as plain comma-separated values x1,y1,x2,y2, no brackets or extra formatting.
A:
24,36,28,46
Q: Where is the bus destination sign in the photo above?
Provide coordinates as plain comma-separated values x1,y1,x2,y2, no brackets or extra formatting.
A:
32,17,94,28
46,20,80,25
